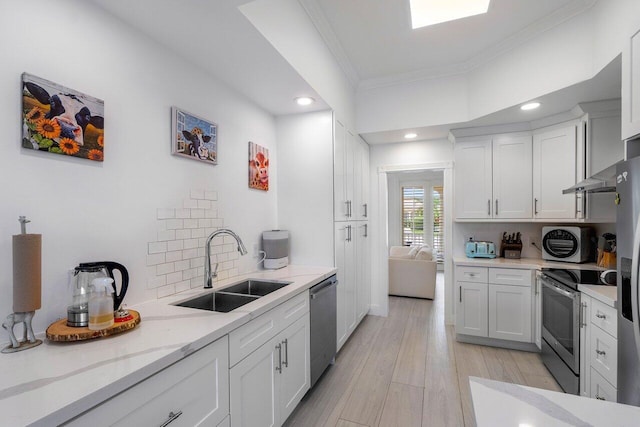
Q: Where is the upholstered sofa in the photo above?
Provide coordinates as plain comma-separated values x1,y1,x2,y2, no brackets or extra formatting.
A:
388,245,437,299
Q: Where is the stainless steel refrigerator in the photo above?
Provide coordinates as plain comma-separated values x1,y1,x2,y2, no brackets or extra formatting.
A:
617,155,640,405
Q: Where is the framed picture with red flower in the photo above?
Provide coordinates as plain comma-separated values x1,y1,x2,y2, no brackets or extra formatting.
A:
248,142,269,191
21,73,105,162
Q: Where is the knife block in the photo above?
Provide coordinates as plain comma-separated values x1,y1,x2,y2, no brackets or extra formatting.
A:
500,238,523,259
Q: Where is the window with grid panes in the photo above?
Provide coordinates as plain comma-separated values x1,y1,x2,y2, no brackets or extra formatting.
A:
402,186,424,245
433,186,444,261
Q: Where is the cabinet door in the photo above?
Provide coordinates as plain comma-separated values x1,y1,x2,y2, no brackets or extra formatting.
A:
360,139,370,220
590,324,617,387
456,282,488,337
334,118,348,221
590,367,617,402
534,273,542,350
488,284,532,342
492,134,532,219
454,139,493,219
336,222,356,351
533,125,577,219
279,314,310,424
579,295,591,397
623,29,640,140
356,222,370,322
230,340,278,427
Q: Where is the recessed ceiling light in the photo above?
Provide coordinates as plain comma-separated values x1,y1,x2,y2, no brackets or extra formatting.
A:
404,133,418,139
521,102,541,111
295,96,315,106
410,0,491,29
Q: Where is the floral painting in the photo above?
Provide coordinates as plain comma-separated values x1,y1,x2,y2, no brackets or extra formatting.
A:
249,142,269,191
172,107,217,164
22,73,105,161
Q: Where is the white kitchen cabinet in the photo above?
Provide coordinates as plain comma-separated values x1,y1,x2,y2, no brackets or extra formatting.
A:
334,118,350,221
454,138,493,219
534,272,542,350
454,134,532,220
579,293,618,400
456,281,489,337
488,284,532,342
353,138,370,220
533,124,578,219
230,313,310,427
65,337,229,427
356,222,370,322
336,222,357,350
622,28,640,141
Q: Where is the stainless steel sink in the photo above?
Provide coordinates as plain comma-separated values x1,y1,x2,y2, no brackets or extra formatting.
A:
174,292,259,313
219,279,292,296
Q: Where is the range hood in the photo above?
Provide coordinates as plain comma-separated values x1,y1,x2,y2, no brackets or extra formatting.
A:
562,163,618,194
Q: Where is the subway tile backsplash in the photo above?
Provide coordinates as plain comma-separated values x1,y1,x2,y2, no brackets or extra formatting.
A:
147,188,235,298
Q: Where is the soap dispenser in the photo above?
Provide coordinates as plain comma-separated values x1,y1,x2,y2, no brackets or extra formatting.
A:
88,277,115,330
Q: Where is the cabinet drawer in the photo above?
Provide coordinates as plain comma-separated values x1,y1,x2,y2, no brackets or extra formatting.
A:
590,324,618,387
230,291,308,366
455,266,488,283
489,268,532,287
66,337,229,427
590,298,617,338
590,367,617,402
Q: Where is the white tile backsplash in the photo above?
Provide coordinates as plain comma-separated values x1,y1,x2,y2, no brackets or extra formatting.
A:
146,188,241,296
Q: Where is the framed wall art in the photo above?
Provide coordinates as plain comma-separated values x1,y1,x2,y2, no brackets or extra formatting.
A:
172,107,217,164
22,73,105,162
249,142,269,191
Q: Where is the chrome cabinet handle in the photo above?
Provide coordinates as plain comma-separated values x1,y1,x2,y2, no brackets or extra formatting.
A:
534,198,539,215
275,343,282,373
595,312,606,319
595,349,606,356
364,203,368,218
459,286,462,303
347,225,352,242
596,395,606,401
488,199,491,216
160,411,183,427
364,224,368,237
282,339,289,368
580,302,587,328
495,199,499,216
348,200,352,217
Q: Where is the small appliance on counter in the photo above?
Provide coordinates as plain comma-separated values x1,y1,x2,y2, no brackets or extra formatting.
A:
541,226,592,263
67,261,129,327
262,230,289,269
500,232,523,259
465,238,496,259
596,232,616,269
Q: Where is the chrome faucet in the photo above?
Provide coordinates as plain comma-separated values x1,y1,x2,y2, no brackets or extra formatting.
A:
204,228,248,288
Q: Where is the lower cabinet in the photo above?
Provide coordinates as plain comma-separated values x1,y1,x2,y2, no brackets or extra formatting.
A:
229,308,310,427
580,293,618,400
65,336,230,427
455,266,533,344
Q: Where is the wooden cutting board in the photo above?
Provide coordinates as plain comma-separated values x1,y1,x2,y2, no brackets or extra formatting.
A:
46,310,141,342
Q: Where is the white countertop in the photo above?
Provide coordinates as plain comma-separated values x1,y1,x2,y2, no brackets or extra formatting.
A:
0,265,336,426
454,256,603,271
579,284,617,307
470,376,640,426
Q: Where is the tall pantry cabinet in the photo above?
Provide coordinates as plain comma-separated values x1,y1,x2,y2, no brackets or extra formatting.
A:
334,117,371,351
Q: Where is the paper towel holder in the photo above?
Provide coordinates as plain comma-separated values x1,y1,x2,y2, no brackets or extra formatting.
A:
2,216,43,353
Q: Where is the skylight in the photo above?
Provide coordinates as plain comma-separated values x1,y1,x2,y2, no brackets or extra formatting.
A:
410,0,491,29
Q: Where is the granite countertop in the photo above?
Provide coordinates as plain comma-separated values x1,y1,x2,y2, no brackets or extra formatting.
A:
453,256,603,271
470,376,640,426
0,265,336,426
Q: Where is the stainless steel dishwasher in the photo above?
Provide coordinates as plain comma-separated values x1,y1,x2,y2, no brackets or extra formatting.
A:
309,275,337,388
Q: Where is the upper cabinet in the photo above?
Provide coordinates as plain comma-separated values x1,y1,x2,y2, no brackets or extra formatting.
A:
454,133,532,220
334,117,369,222
622,29,640,141
533,124,578,219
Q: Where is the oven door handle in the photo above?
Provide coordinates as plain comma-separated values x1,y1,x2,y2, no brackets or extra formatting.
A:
541,278,575,299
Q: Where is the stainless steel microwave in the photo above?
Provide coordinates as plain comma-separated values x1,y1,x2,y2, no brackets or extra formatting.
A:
541,226,592,263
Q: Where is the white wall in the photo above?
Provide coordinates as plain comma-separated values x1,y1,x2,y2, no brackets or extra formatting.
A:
276,111,334,266
357,0,640,135
0,0,278,340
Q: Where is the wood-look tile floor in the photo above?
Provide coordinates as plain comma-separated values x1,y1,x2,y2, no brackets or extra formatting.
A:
284,273,562,427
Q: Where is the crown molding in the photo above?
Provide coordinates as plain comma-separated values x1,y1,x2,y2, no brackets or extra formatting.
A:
298,0,360,89
358,0,598,91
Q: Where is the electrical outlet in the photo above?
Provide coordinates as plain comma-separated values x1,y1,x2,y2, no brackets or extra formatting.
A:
252,243,259,258
530,235,541,248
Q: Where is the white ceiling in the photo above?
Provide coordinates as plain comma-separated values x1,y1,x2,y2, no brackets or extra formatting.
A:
87,0,616,146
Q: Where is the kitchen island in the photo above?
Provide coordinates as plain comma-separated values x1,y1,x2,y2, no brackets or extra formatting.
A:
0,265,336,426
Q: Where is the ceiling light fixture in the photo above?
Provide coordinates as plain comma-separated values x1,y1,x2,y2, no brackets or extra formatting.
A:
410,0,491,29
404,133,418,139
520,102,541,111
295,96,315,106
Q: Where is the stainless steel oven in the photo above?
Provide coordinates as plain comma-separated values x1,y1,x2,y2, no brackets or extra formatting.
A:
540,272,581,394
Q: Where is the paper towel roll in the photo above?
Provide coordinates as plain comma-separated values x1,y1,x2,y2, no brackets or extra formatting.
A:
13,234,42,312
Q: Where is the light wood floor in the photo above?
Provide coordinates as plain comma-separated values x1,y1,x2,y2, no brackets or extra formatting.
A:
285,273,562,427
